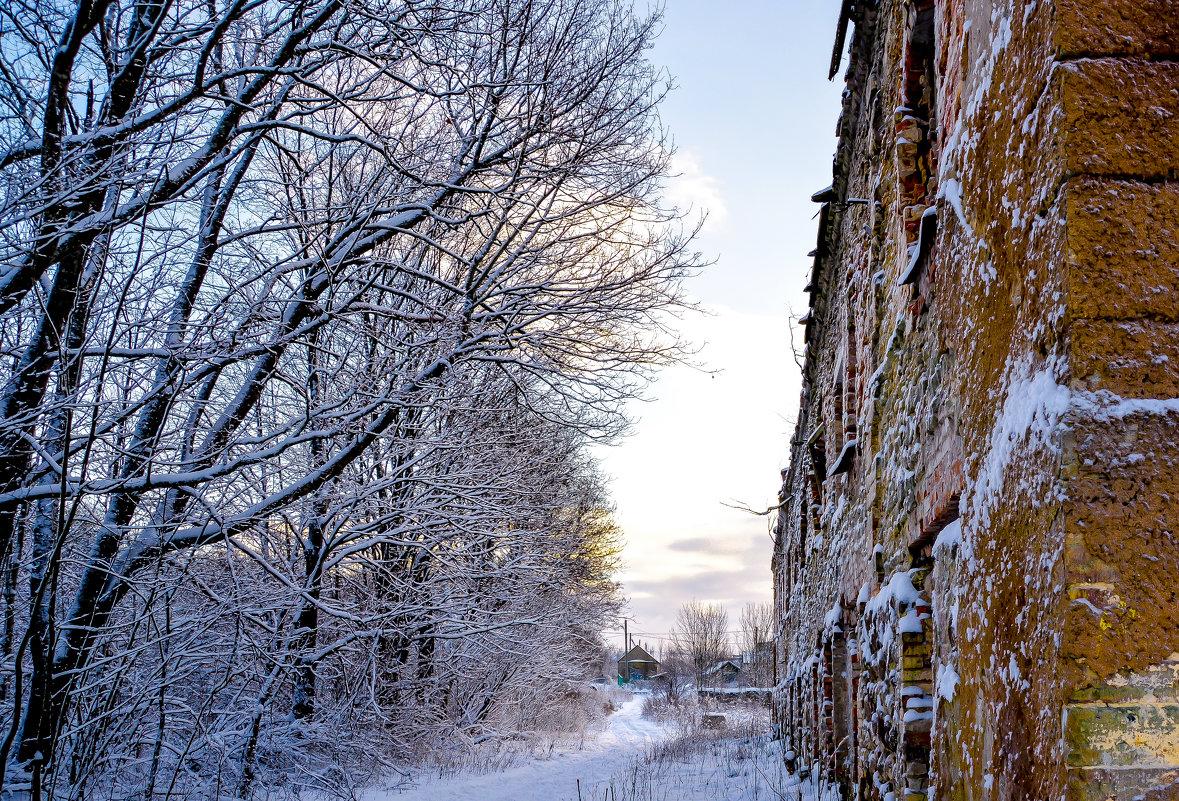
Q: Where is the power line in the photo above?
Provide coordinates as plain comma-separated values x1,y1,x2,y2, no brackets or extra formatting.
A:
607,629,749,637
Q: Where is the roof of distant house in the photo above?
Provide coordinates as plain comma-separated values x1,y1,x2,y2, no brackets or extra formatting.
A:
702,659,742,675
618,644,658,664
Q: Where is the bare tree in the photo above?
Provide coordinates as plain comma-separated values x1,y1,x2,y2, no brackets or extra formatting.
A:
671,600,729,687
739,601,775,687
654,644,692,704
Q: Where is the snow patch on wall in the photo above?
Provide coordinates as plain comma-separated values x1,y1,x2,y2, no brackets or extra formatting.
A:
936,664,960,702
940,9,1013,178
962,357,1070,538
865,571,922,617
939,180,973,236
932,518,962,558
1072,390,1179,421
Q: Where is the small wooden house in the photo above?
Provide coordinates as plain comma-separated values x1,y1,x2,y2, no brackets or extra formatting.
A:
617,644,659,682
702,659,742,688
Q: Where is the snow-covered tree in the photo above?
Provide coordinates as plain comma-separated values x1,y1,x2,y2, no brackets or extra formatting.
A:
671,601,730,687
0,0,694,794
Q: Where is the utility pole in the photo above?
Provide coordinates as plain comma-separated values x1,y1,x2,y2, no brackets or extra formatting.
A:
623,619,629,684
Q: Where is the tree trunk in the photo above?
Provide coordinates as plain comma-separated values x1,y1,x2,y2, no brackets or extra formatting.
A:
14,260,97,770
291,335,327,721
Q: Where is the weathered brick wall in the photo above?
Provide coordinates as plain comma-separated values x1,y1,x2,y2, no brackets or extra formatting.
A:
772,2,1179,799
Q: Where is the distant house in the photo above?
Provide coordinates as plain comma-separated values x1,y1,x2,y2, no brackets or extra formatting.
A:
741,641,775,665
617,644,659,682
702,659,742,688
739,641,775,686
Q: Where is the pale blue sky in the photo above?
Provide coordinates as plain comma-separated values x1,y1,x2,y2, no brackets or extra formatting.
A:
598,0,846,654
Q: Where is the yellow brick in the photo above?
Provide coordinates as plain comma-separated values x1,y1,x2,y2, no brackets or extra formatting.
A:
1065,179,1179,323
1055,0,1179,58
1061,61,1179,180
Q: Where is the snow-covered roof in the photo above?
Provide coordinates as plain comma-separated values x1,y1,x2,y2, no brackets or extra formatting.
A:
702,659,742,675
618,644,658,665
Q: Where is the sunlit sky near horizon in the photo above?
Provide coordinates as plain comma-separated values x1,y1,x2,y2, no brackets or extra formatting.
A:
595,0,845,656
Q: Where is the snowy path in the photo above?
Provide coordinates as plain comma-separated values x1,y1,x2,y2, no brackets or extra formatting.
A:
368,698,670,801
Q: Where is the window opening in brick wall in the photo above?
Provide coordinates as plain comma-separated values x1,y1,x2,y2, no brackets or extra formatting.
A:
811,654,822,773
897,569,934,796
807,423,827,512
845,608,862,796
845,303,860,443
830,309,861,478
895,0,938,293
902,0,936,130
908,493,960,566
798,497,808,571
823,634,837,775
832,374,845,447
829,361,856,477
831,620,857,787
793,676,805,774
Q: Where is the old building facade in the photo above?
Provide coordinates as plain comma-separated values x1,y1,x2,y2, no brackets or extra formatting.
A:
772,1,1179,800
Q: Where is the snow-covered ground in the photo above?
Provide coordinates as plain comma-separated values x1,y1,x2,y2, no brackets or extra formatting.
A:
604,732,838,801
367,697,669,801
366,696,835,801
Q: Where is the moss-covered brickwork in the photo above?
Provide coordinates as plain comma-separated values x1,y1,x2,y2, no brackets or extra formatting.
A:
771,1,1179,799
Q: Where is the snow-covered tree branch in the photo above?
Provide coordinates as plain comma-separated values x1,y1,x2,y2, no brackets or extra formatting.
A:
0,0,694,795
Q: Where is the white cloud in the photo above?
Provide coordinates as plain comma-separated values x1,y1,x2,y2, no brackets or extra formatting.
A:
596,304,802,646
664,150,729,232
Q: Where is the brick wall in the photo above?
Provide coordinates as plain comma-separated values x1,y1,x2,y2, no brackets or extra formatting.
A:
772,2,1179,799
